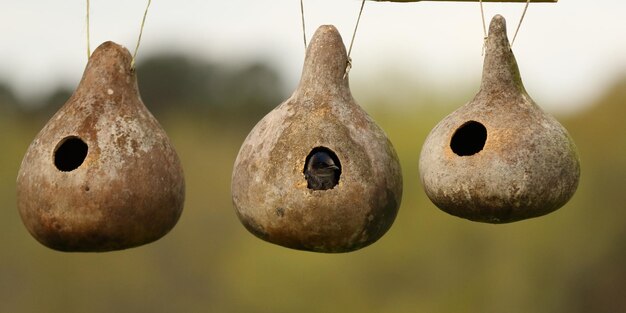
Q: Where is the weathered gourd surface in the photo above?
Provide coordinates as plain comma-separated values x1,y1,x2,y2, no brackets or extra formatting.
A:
17,41,185,251
419,15,580,223
231,25,403,253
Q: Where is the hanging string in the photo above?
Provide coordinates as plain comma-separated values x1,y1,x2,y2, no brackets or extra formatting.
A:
344,0,367,79
479,0,487,55
131,0,152,70
478,0,531,51
300,0,307,51
86,0,91,60
511,0,531,47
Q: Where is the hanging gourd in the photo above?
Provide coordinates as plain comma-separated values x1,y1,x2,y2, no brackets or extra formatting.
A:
231,25,403,253
17,41,185,251
419,15,579,223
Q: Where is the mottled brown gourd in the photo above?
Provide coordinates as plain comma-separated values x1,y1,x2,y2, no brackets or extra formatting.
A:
231,25,403,253
419,15,580,223
17,41,185,252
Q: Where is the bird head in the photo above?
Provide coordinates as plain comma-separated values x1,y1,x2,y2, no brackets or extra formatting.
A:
308,151,340,173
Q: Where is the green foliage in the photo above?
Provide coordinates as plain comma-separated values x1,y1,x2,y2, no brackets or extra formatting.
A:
135,53,284,125
0,61,625,312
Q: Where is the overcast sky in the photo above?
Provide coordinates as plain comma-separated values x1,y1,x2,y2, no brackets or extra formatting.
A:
0,0,624,114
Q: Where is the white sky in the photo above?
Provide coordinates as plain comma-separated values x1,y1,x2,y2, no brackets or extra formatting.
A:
0,0,624,114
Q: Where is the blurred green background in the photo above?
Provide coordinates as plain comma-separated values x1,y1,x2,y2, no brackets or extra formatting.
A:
1,50,625,313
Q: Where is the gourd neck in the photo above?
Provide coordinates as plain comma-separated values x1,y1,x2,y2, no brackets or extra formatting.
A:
80,41,138,97
480,15,527,96
297,25,351,97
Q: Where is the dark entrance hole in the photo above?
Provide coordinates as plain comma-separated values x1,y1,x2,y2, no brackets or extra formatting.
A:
450,121,487,156
54,136,88,172
303,147,341,191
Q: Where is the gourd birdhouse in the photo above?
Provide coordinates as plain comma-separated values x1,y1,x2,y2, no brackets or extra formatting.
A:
419,15,580,223
17,41,185,252
231,25,403,253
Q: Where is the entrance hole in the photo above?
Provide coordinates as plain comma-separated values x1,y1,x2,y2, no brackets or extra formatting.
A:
303,147,341,190
54,136,88,172
450,121,487,156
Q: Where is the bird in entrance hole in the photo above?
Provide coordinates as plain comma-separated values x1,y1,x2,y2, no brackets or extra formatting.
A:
304,151,340,190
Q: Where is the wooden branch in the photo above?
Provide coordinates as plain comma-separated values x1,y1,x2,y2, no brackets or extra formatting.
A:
371,0,557,3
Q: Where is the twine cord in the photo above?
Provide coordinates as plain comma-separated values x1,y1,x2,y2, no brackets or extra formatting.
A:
86,0,91,60
479,0,532,51
344,0,366,79
511,0,531,47
300,0,307,51
479,0,487,55
131,0,152,70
